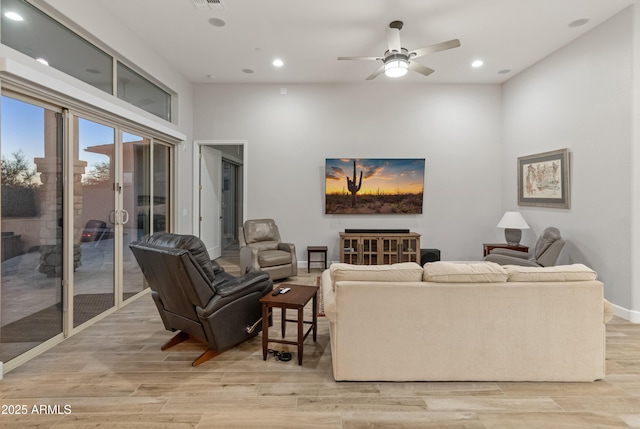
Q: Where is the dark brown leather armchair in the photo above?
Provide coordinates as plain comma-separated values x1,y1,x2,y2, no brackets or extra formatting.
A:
129,233,273,366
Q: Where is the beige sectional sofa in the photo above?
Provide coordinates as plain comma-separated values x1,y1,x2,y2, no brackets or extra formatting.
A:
321,261,611,382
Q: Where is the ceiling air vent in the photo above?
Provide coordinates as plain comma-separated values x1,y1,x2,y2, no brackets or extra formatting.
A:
192,0,225,10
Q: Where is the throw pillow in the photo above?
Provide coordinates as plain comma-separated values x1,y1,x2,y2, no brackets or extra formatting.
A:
422,261,508,283
503,263,597,282
329,262,423,290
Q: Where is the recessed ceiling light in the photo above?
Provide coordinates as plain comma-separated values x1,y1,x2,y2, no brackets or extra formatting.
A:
272,59,284,67
85,68,101,74
569,18,589,28
471,59,484,68
207,74,216,79
208,17,226,27
4,11,24,21
241,68,254,74
497,69,511,75
36,58,49,66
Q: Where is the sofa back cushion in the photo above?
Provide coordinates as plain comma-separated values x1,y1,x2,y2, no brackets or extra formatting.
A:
423,261,508,283
330,262,423,290
504,263,597,282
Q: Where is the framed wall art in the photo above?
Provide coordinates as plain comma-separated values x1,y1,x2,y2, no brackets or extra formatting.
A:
325,158,425,214
517,148,570,209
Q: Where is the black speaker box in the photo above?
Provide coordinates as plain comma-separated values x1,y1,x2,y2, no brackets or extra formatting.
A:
420,249,441,265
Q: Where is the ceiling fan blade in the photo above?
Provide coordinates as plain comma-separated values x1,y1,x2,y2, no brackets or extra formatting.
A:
365,65,385,80
409,61,435,77
410,39,461,59
386,27,402,53
337,56,382,61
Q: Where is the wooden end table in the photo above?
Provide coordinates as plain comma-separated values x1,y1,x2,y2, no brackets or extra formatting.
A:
307,245,328,272
483,243,529,257
260,283,319,365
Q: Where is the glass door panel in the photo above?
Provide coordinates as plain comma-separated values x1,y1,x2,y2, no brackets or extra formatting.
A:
73,118,115,327
153,144,171,234
122,132,150,300
1,96,63,361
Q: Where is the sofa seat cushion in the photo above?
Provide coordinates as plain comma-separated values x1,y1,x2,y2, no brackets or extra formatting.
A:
423,261,507,283
330,262,423,290
504,264,597,282
249,240,280,251
258,249,291,268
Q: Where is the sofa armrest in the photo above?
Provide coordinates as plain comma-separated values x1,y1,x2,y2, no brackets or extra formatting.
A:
489,248,529,258
215,271,271,298
321,269,336,322
278,242,298,276
211,259,224,274
239,246,261,274
484,253,539,267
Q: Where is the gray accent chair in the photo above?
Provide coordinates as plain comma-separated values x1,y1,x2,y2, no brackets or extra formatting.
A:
239,218,297,281
483,226,565,267
129,233,273,366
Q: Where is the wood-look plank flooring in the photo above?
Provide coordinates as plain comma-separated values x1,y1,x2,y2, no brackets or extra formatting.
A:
1,254,640,428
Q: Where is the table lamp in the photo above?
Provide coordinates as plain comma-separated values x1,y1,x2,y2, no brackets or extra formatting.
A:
497,211,529,246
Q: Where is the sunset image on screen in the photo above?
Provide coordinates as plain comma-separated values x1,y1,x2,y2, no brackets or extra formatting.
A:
325,158,425,214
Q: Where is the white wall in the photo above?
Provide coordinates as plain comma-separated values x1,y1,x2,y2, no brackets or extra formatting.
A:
192,83,503,262
502,7,637,314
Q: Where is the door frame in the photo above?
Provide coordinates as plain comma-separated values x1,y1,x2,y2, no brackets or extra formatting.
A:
193,140,248,247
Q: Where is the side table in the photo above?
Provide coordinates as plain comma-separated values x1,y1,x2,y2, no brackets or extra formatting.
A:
260,283,319,365
307,246,328,272
483,243,529,257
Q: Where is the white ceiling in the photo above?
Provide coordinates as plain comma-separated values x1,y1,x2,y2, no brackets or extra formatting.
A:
45,0,636,84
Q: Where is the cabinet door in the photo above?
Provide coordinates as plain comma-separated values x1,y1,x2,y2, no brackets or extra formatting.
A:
361,237,378,265
341,237,359,264
381,237,400,265
401,237,419,262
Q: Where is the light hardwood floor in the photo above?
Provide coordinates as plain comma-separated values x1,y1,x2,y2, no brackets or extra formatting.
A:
2,255,640,428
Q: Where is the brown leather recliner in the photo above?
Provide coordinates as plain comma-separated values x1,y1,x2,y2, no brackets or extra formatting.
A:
239,218,297,281
129,233,273,366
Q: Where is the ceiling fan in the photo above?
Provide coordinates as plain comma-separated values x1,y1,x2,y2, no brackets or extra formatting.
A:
338,20,461,80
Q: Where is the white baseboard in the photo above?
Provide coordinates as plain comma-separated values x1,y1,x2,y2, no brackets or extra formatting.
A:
611,302,640,323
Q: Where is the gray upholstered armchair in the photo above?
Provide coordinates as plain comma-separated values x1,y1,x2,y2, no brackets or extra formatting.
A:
483,226,565,267
239,218,297,281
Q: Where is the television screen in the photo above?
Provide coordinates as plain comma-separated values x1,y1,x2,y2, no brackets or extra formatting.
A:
325,158,425,214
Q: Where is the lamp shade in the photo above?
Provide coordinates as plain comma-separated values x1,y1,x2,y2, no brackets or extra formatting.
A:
384,59,409,77
496,211,530,229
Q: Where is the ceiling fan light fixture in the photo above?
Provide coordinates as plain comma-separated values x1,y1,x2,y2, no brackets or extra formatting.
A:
384,59,409,78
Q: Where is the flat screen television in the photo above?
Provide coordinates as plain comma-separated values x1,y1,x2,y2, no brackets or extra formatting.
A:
325,158,425,214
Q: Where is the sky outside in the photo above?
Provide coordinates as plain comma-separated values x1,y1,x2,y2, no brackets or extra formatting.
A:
1,96,143,183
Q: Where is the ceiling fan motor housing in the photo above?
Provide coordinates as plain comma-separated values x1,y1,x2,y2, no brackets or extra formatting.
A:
384,48,409,65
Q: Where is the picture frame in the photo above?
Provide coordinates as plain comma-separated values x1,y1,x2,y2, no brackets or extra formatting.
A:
325,158,425,214
517,148,570,209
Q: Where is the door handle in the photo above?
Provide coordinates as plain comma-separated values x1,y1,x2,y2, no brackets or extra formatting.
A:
108,210,116,225
121,209,129,225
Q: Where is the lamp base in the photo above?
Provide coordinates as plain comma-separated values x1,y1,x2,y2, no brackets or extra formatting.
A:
504,228,522,246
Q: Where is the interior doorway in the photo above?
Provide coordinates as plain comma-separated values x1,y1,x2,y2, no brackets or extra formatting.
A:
195,141,245,261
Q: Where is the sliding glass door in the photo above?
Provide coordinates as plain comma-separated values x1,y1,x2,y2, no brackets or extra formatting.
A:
122,131,150,300
0,91,175,367
0,95,63,361
73,118,116,327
